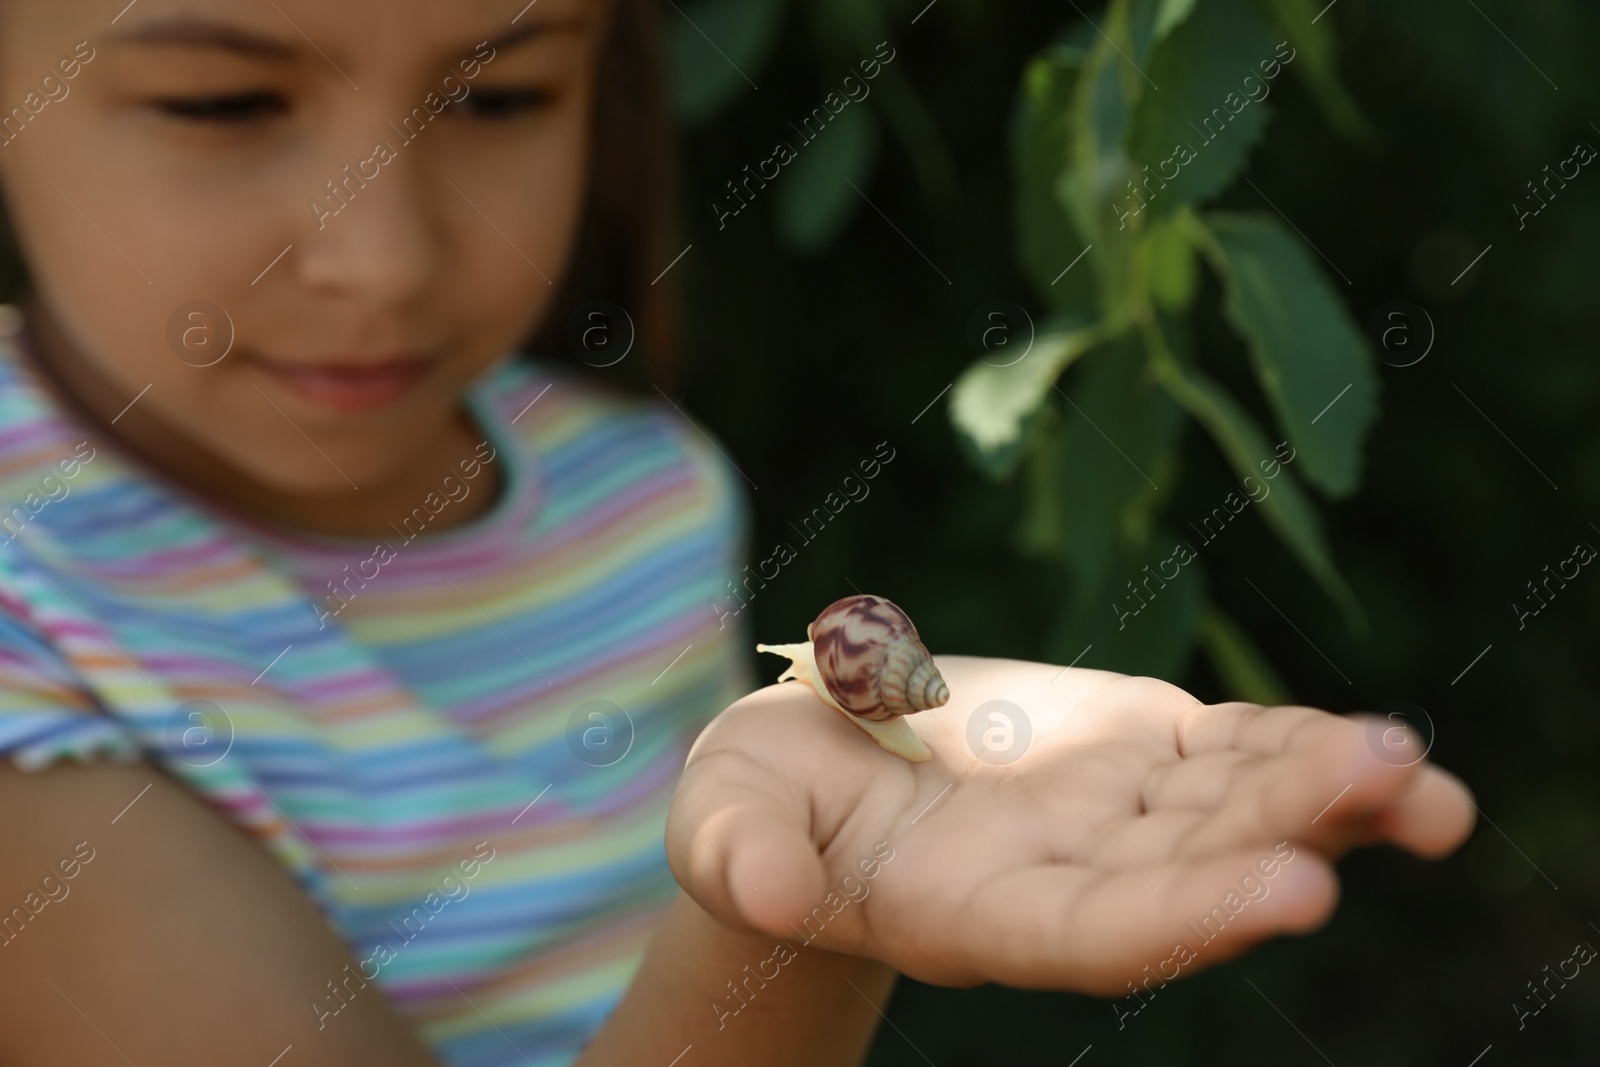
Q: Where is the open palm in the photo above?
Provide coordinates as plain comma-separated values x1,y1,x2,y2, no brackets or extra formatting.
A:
665,656,1475,994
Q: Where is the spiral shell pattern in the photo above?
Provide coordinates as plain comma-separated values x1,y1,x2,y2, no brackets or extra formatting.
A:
808,594,950,720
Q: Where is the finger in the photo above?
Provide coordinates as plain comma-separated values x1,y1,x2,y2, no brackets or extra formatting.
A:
1180,714,1423,858
1177,700,1329,758
665,752,826,939
1362,763,1477,859
960,845,1339,994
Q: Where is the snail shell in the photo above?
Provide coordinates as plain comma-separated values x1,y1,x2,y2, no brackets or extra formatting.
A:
808,595,950,721
755,594,945,762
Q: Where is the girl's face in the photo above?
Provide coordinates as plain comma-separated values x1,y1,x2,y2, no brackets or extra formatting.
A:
0,0,604,499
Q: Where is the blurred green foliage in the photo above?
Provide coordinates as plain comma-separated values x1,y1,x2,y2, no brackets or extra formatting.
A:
680,0,1387,690
662,0,1600,1061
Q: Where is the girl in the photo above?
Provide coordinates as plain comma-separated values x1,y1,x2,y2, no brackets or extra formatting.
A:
0,0,1474,1065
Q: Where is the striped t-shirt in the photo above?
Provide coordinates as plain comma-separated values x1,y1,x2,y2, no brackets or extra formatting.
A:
0,332,754,1066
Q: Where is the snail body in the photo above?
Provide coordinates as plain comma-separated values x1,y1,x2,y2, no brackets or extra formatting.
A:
757,594,948,762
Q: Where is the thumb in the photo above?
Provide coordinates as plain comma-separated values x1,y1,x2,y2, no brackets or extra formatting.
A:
664,772,825,939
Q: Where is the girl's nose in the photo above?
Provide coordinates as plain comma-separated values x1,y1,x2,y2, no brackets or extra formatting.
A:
295,140,441,307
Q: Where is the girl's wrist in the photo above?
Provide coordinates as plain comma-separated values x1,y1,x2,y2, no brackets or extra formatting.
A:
678,890,899,1030
577,891,897,1066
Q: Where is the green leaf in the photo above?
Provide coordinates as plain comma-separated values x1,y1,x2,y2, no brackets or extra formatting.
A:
1199,211,1379,498
1047,529,1206,681
773,104,880,253
1149,341,1362,627
1015,412,1068,560
669,0,788,126
1154,0,1200,40
1051,335,1184,591
1253,0,1374,142
1124,0,1167,70
1060,41,1133,247
1198,607,1293,705
1013,46,1096,313
1058,0,1153,241
1054,0,1162,320
949,318,1104,480
1125,0,1278,219
1017,333,1184,582
1145,213,1196,310
1055,78,1129,316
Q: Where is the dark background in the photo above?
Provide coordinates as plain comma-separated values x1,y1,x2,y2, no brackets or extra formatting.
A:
627,0,1600,1062
0,0,1584,1061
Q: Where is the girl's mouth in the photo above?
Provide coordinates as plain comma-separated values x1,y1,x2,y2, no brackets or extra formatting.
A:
248,353,432,414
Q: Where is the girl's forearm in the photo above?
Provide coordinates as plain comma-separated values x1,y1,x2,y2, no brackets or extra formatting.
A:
575,892,897,1067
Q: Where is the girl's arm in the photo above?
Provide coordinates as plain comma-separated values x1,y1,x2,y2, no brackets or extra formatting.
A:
0,761,439,1066
0,760,896,1067
574,892,896,1067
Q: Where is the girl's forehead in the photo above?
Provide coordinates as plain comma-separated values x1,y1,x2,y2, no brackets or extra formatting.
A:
14,0,598,62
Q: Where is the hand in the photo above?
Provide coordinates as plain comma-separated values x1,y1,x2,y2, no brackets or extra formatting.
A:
665,656,1475,995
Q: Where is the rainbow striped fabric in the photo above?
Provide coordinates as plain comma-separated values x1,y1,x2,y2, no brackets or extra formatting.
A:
0,334,754,1066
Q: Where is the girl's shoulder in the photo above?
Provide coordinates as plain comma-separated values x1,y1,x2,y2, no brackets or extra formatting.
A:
470,353,749,530
0,335,102,500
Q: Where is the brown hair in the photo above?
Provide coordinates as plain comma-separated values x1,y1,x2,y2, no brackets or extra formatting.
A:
527,0,679,390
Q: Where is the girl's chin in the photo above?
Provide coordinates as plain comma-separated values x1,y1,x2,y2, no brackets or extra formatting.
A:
216,444,406,504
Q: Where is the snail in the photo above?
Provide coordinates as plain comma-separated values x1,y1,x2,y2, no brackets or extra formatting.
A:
756,594,948,762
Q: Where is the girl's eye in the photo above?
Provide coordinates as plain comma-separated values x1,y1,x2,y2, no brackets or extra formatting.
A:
459,88,554,120
151,92,288,123
145,86,551,125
